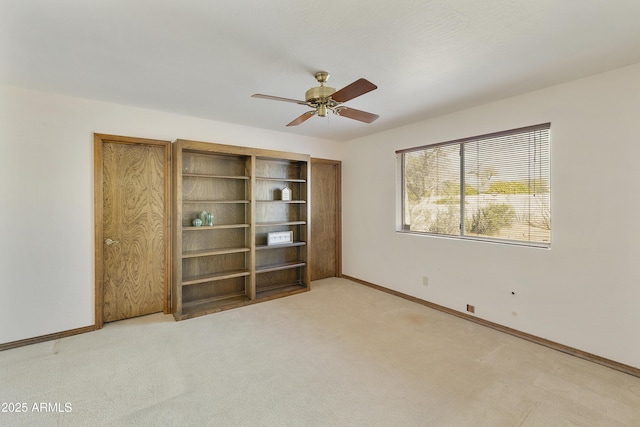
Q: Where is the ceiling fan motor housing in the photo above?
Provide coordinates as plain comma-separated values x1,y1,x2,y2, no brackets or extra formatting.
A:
306,71,337,117
305,86,336,104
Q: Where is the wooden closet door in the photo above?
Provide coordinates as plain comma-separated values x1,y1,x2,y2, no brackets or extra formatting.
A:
310,159,341,280
95,134,171,326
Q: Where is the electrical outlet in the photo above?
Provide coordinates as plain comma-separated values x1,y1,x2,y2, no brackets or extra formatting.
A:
466,304,475,313
422,276,429,286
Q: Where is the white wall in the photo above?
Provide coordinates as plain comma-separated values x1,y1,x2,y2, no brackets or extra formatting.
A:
0,86,342,345
342,63,640,369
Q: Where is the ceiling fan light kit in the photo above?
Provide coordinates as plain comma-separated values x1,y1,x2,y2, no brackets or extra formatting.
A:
252,71,379,126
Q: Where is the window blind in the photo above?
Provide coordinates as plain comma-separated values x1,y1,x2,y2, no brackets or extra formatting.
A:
400,123,550,246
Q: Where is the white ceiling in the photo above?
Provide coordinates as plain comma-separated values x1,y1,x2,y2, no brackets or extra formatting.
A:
2,0,640,142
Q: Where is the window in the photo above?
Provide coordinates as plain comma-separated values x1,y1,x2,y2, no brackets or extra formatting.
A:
398,123,550,246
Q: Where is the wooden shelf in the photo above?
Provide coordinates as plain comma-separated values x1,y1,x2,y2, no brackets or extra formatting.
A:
256,221,305,227
256,261,306,274
183,200,249,204
256,242,306,251
183,224,250,230
256,282,307,299
182,269,250,286
182,247,250,258
256,177,306,183
183,173,250,180
182,292,248,309
256,200,306,204
181,293,250,319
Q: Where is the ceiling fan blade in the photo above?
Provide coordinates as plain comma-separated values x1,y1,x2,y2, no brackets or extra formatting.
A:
331,78,377,103
252,94,308,105
286,111,315,127
336,107,379,123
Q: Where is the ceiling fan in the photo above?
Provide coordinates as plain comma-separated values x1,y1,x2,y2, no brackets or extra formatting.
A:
252,71,379,127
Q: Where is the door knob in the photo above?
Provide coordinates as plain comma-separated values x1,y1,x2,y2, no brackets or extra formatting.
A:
105,238,120,246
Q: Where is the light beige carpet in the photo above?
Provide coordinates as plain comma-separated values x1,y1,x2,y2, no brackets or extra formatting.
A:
1,278,639,426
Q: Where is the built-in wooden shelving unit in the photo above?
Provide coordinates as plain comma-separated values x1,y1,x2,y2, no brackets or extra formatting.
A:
172,140,310,320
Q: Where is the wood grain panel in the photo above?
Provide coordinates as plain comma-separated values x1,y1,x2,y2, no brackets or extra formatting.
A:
256,269,301,291
310,159,341,280
255,246,301,270
255,180,303,201
102,142,166,322
182,152,249,176
182,276,247,302
181,202,248,227
183,228,248,252
255,159,304,180
255,202,304,224
182,253,247,282
182,177,248,202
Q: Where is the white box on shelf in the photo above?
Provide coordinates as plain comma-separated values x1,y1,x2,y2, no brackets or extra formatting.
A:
267,231,293,245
